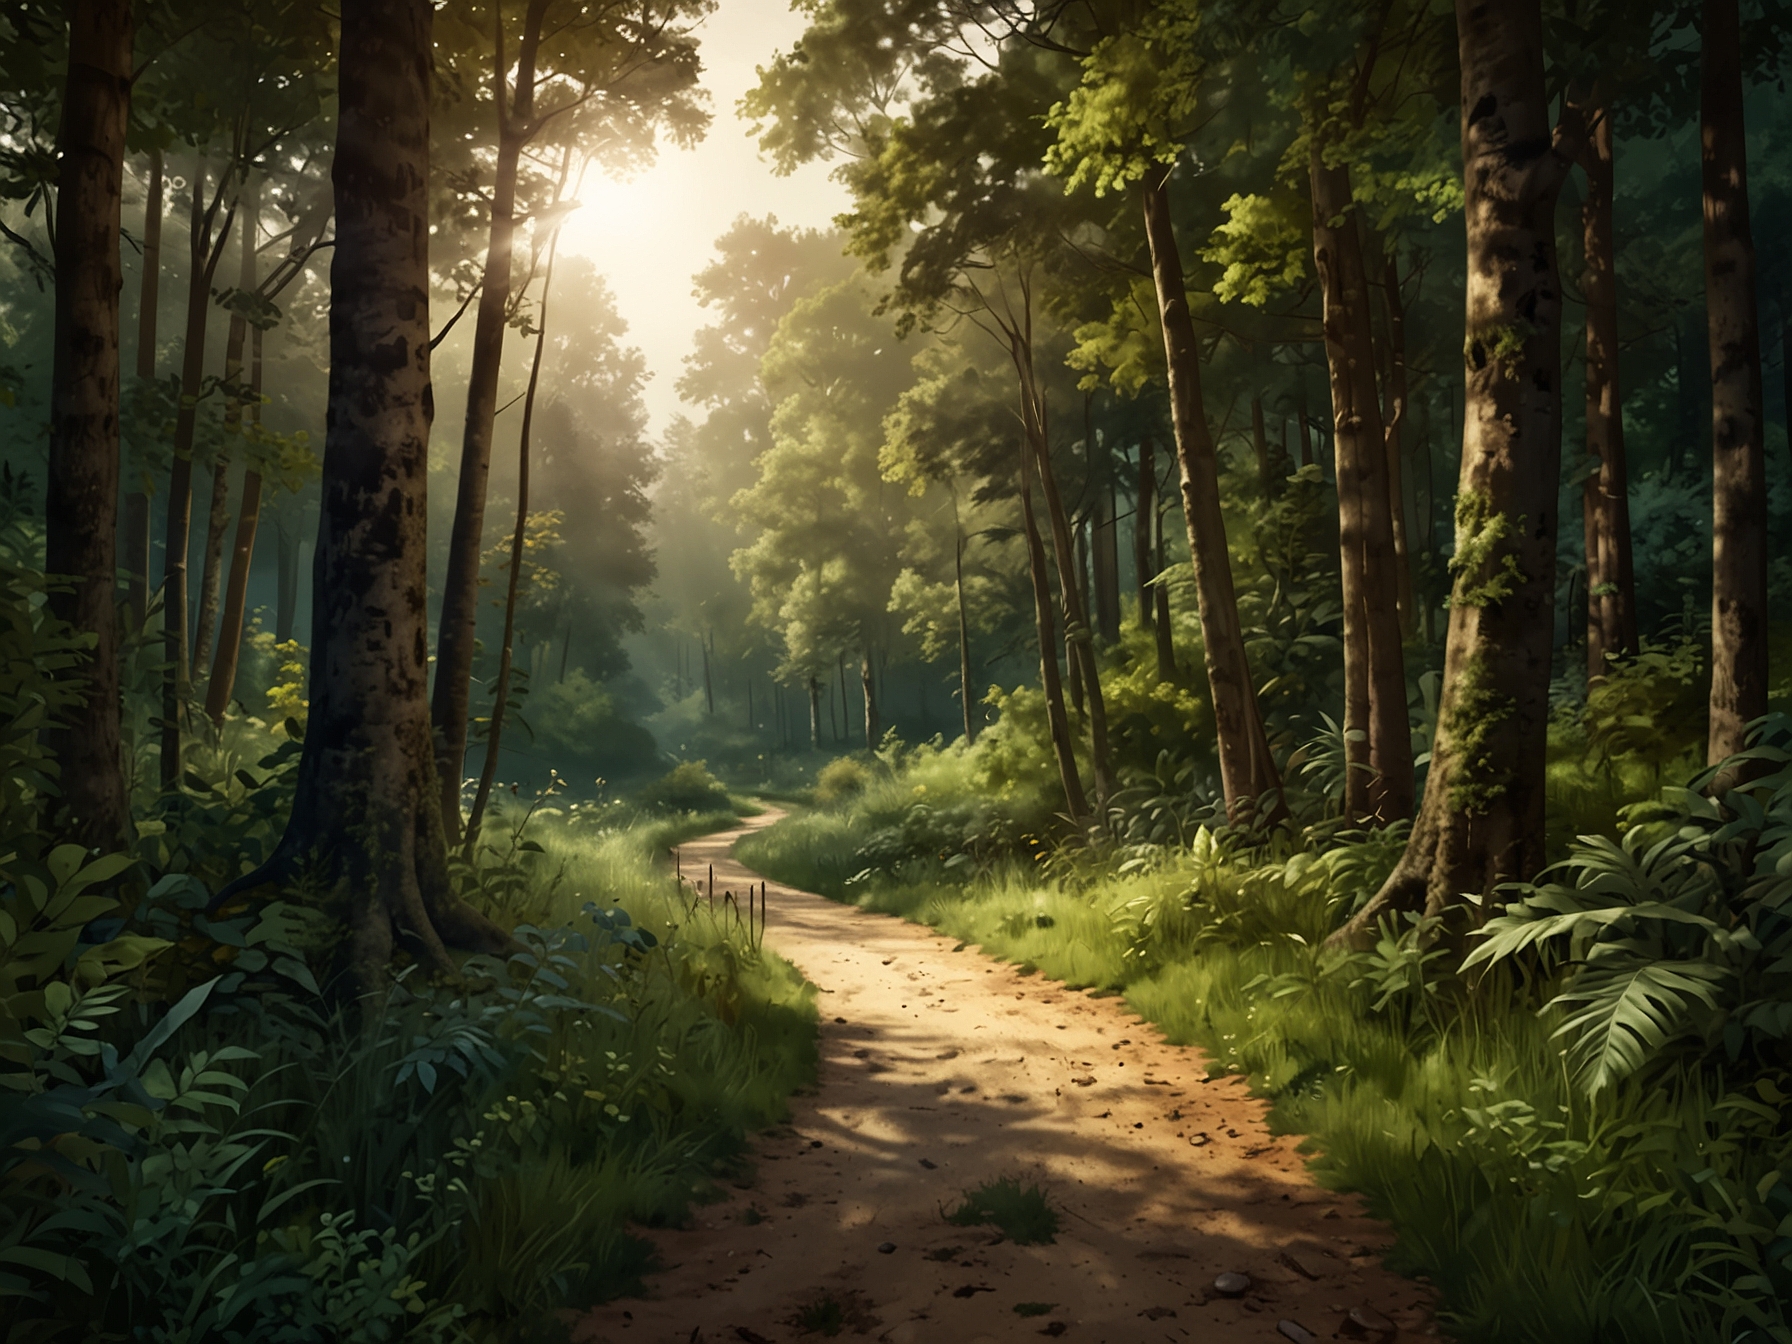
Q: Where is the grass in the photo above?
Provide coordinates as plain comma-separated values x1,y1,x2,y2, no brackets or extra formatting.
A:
945,1177,1060,1245
740,794,1792,1344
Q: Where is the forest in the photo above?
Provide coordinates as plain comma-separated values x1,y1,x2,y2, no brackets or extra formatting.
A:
3,0,1792,1339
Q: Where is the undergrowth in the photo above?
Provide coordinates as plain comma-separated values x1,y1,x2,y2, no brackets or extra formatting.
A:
739,721,1792,1344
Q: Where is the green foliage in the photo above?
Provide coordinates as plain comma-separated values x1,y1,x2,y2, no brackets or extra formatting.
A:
747,722,1792,1341
634,761,735,816
814,756,871,806
1466,717,1792,1096
944,1177,1060,1245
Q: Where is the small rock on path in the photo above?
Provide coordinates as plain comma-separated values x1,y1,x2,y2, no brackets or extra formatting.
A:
571,812,1436,1343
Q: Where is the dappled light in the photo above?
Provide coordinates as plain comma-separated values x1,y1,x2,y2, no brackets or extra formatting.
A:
4,0,1792,1339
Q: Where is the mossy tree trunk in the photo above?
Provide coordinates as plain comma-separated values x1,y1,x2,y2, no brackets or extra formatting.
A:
1333,0,1566,948
45,0,133,851
1701,0,1769,769
258,0,511,1001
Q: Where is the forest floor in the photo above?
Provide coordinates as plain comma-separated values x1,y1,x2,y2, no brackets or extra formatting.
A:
570,811,1439,1344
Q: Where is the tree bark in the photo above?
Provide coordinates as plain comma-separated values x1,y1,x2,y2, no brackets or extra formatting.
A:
1570,87,1638,682
432,0,554,843
1140,169,1283,824
1066,522,1086,714
192,450,231,671
1250,395,1279,497
250,0,511,1001
1334,0,1566,948
1134,436,1156,629
1021,441,1089,821
1018,349,1113,802
1092,469,1120,641
1380,249,1415,634
860,646,880,750
160,149,236,787
275,519,299,642
955,519,976,744
1153,499,1176,680
205,307,265,726
126,144,161,631
1310,151,1413,824
44,0,132,851
1701,0,1769,769
809,674,822,749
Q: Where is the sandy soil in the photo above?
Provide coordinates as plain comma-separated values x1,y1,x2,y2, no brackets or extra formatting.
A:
571,812,1436,1344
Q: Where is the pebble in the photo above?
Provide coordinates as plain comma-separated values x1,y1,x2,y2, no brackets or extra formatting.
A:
876,1242,896,1254
1213,1271,1251,1297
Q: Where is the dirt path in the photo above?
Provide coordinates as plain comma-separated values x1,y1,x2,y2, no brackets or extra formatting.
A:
573,812,1436,1344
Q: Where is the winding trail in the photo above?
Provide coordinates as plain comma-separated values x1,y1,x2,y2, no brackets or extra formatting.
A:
573,812,1436,1344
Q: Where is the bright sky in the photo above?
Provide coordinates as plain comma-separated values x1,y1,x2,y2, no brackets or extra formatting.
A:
556,0,849,434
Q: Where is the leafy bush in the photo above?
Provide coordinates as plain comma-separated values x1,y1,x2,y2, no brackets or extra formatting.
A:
634,760,735,816
814,756,870,805
1466,715,1792,1095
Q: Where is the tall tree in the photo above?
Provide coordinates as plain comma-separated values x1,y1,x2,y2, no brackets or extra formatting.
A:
1568,81,1639,681
1700,0,1769,768
430,0,707,841
1046,15,1288,824
1336,0,1567,946
466,151,573,852
44,0,132,850
1139,167,1285,823
125,144,161,631
239,0,510,998
1310,145,1414,823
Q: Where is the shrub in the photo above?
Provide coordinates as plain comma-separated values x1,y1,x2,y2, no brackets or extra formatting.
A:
814,756,870,805
635,760,734,815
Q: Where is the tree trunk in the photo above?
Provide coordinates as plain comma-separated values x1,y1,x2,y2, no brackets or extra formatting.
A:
1571,87,1638,682
192,454,231,671
205,469,261,724
1066,521,1086,714
1140,169,1283,824
126,144,161,631
837,651,848,742
1701,0,1769,770
1380,249,1415,634
809,674,822,749
1153,501,1176,680
275,519,299,642
466,203,561,854
249,0,511,1001
432,0,553,843
1250,395,1278,497
205,315,265,725
955,523,976,745
160,149,235,787
44,0,132,851
1019,357,1113,802
703,632,714,714
860,646,880,750
1021,442,1089,821
1134,436,1156,629
1092,471,1120,641
1310,150,1413,824
1334,0,1566,948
